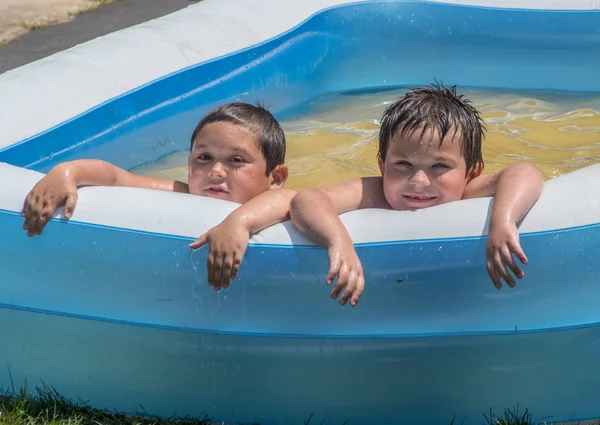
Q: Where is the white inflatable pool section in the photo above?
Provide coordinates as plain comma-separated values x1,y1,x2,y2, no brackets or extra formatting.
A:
0,0,599,243
3,1,600,425
3,161,600,245
1,0,598,147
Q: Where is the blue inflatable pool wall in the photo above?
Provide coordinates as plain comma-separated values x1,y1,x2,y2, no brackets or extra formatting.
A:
1,1,600,424
2,2,599,173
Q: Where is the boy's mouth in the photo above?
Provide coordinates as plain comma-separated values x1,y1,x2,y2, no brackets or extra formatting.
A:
204,185,230,197
403,194,437,204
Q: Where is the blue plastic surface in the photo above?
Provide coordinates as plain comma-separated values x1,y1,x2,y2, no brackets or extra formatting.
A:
1,1,600,172
2,1,600,424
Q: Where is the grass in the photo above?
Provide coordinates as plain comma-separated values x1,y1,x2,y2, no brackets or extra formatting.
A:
19,20,62,32
1,385,599,425
0,385,211,425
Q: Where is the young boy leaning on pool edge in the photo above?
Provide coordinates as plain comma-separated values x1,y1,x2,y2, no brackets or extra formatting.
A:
21,102,299,290
289,82,545,306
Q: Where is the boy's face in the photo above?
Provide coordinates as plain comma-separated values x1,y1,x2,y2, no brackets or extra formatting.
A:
378,127,482,211
187,122,287,204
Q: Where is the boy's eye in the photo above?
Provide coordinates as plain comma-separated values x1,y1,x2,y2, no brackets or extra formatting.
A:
230,156,246,164
197,154,212,162
433,163,450,169
395,160,411,167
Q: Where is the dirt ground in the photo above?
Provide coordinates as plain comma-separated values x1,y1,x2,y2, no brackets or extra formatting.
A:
0,0,114,45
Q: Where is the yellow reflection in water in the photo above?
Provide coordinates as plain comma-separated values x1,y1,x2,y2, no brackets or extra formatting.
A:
132,88,600,191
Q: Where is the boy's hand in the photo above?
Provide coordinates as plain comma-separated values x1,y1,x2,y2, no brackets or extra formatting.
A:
190,217,249,291
22,165,78,237
486,220,528,289
326,238,365,307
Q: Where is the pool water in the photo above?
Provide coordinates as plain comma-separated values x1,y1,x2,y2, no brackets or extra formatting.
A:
131,86,600,191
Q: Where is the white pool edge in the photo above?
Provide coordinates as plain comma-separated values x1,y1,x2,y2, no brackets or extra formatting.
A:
0,0,599,148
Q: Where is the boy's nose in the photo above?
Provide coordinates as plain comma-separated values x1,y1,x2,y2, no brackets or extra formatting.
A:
208,162,227,178
409,169,431,186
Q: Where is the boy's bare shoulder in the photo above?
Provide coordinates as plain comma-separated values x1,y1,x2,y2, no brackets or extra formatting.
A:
357,176,389,209
172,180,190,194
320,176,388,210
125,172,190,194
462,173,499,199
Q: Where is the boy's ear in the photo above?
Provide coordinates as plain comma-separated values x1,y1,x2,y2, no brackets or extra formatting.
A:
377,156,384,175
468,162,484,181
269,164,288,188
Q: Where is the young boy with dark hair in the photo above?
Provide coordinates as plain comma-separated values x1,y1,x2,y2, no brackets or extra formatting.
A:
21,102,298,289
289,83,544,306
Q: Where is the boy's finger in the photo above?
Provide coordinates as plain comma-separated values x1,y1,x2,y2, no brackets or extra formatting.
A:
504,273,516,288
190,233,208,249
350,274,364,307
496,256,515,288
487,257,502,290
509,240,528,265
22,198,36,226
22,211,32,231
221,256,233,289
34,213,50,236
22,193,32,215
331,264,349,300
491,272,502,290
26,216,39,237
499,246,522,282
231,256,242,280
504,252,524,280
326,258,341,285
206,252,215,287
212,253,225,291
64,193,78,219
338,271,355,305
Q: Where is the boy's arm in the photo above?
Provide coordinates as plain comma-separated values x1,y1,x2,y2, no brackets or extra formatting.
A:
290,176,387,247
463,162,544,224
190,188,298,291
288,177,387,307
22,159,186,236
59,159,185,191
464,162,545,289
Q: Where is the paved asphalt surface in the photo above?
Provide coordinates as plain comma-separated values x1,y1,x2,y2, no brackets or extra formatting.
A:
0,0,199,74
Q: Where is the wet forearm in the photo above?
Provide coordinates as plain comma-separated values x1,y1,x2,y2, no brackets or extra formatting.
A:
290,189,352,248
58,160,121,187
491,162,544,225
228,188,298,234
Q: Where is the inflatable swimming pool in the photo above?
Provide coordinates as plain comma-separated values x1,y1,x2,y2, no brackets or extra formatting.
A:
2,0,600,424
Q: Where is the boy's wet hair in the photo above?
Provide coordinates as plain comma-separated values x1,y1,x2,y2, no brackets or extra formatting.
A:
190,102,286,175
378,82,485,171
